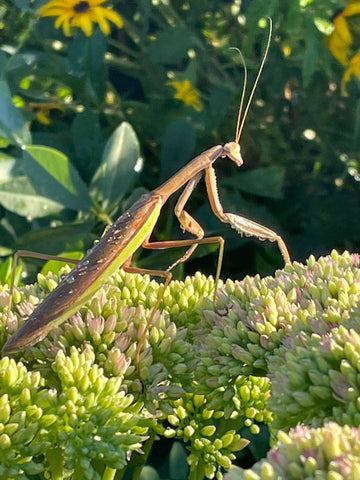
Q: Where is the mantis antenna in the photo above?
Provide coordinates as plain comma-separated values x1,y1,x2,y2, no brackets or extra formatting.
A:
235,17,273,144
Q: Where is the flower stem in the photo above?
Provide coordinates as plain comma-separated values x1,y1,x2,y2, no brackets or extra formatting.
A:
102,467,117,480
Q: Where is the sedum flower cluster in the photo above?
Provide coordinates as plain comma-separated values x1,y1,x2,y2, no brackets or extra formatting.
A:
0,268,242,479
225,422,360,480
269,318,360,431
0,348,147,479
1,250,360,478
194,250,360,416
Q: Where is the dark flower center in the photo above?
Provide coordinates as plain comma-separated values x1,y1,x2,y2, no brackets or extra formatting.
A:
73,1,90,13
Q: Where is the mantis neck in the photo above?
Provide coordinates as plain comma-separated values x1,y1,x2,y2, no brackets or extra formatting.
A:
153,145,224,201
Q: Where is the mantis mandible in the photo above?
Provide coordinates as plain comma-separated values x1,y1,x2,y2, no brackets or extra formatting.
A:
2,20,290,363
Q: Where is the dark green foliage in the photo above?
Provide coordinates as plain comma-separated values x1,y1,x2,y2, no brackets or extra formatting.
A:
0,0,358,282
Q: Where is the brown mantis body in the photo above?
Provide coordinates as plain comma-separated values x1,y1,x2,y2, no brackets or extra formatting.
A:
2,20,291,363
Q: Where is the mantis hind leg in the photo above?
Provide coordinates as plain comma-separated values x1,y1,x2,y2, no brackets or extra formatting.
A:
133,234,224,380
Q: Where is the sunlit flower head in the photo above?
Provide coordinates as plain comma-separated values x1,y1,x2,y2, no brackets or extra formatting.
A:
40,0,123,37
327,1,360,93
168,79,203,112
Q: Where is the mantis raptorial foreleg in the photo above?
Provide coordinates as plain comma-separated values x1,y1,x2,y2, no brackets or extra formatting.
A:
171,171,204,267
205,165,291,264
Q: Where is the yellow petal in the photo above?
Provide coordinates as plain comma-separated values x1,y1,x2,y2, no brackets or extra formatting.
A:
101,7,123,28
90,8,110,34
327,15,352,64
54,11,72,28
75,13,93,36
333,15,352,45
349,50,360,77
327,33,350,64
40,0,74,14
343,3,360,17
95,17,111,35
89,0,108,5
55,12,73,35
36,110,51,125
41,6,72,16
341,50,360,94
62,18,72,36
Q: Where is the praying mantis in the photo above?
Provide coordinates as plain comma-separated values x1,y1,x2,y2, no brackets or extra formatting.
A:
2,20,291,363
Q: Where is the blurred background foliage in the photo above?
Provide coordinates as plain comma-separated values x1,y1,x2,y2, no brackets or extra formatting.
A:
0,0,359,284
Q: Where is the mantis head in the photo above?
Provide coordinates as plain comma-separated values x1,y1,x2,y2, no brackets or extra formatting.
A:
223,141,243,167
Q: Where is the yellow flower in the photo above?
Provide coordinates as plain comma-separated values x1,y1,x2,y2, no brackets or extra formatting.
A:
342,49,360,93
30,102,65,125
168,80,203,112
40,0,123,37
327,2,360,93
327,14,352,64
36,108,51,125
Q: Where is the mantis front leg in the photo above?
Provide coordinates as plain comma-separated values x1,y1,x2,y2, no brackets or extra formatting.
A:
145,170,225,281
205,165,291,264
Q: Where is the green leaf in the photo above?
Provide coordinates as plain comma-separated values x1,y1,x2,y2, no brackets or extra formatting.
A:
23,145,92,212
0,176,64,218
9,0,32,11
223,166,285,199
15,222,96,255
0,257,22,286
169,441,189,479
40,251,83,276
67,31,106,104
71,110,102,182
0,80,31,146
0,155,17,183
91,122,141,208
302,21,321,87
354,99,360,144
208,85,232,128
0,51,8,78
160,119,195,181
88,28,106,102
138,465,160,480
148,26,194,64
